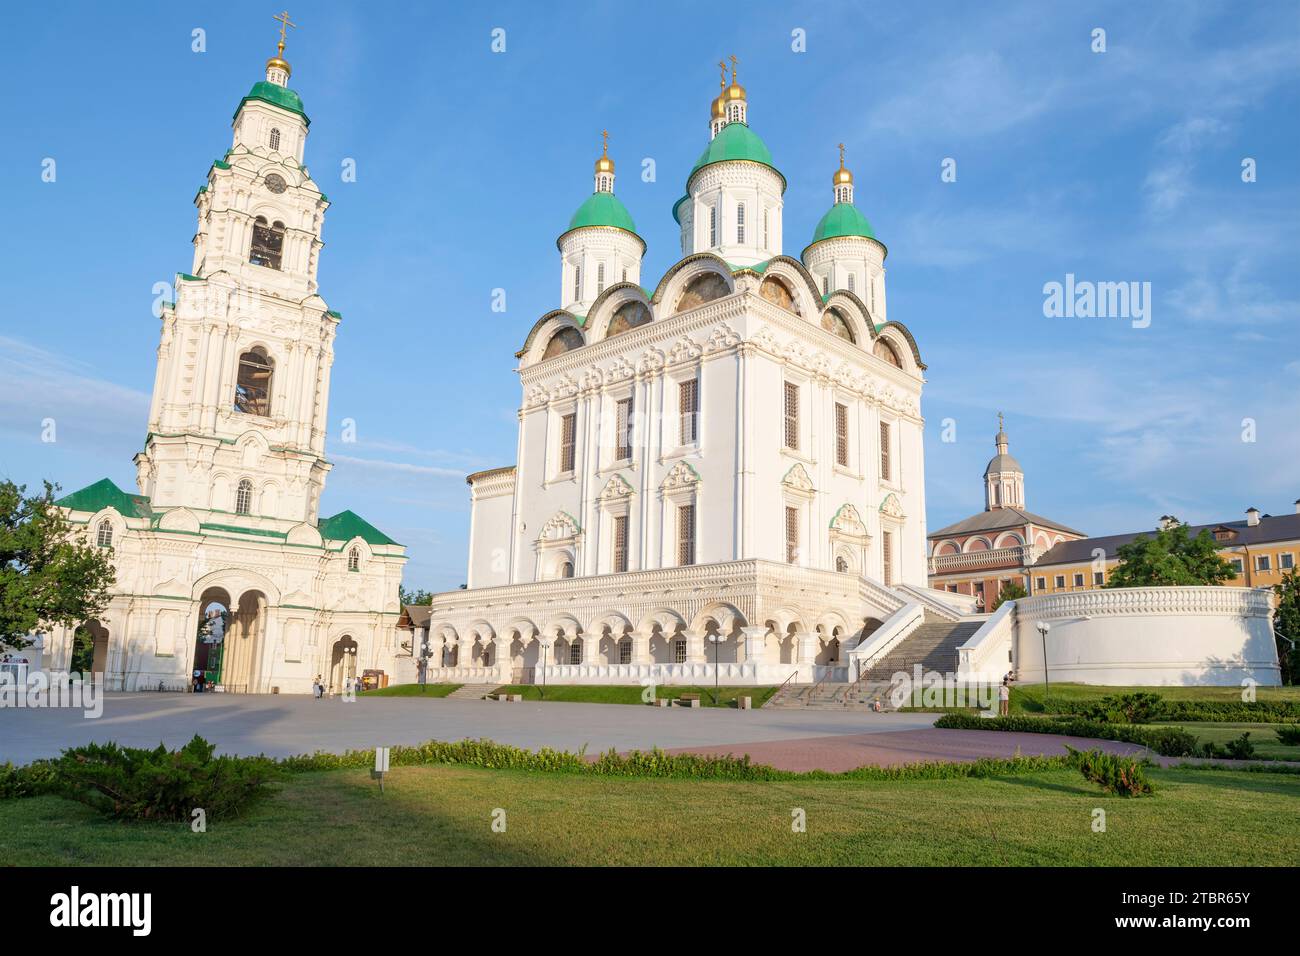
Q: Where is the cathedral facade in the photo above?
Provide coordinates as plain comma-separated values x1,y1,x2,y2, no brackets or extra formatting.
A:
408,65,938,687
48,38,407,694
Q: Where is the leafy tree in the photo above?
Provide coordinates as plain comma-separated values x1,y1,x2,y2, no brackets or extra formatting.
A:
991,579,1027,610
1274,569,1300,685
0,481,116,651
399,585,434,606
1104,519,1235,589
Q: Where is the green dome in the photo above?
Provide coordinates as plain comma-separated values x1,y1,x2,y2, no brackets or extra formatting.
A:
688,123,783,187
235,81,310,126
558,192,642,248
809,202,875,245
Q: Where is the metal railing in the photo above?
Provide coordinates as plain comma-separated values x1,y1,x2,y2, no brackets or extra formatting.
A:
767,670,801,706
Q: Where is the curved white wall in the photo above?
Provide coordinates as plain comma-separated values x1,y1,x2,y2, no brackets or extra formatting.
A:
1013,587,1280,687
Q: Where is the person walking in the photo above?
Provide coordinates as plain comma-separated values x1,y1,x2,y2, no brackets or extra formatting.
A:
998,677,1010,716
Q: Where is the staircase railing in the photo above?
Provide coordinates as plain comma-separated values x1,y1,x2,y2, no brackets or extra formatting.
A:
767,670,801,707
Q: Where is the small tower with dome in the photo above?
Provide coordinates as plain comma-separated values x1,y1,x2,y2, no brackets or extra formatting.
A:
556,131,645,313
802,145,888,318
984,413,1026,510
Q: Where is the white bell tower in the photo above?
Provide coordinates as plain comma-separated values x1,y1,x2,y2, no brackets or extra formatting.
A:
135,16,339,528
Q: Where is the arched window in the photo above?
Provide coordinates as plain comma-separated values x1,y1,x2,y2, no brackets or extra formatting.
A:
675,272,730,313
597,262,605,295
573,265,582,302
709,205,717,246
269,127,281,151
736,203,746,244
348,547,360,572
604,300,651,339
96,520,114,549
559,560,575,579
821,309,856,343
873,338,902,368
234,347,274,416
542,327,584,359
249,216,285,269
569,637,583,664
235,479,254,516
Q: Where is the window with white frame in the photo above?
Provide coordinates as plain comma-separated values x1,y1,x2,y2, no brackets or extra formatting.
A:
834,402,849,467
1230,557,1244,574
96,520,113,549
785,506,799,564
736,203,746,244
822,275,829,296
847,273,855,294
1256,554,1272,571
709,205,717,246
1282,553,1295,570
1093,570,1105,586
679,378,699,444
783,381,800,450
615,396,633,461
235,479,254,515
763,209,769,248
569,638,582,664
619,638,632,664
269,127,281,151
882,530,894,586
678,503,696,566
1073,572,1084,587
560,413,576,473
597,262,606,295
573,265,582,302
1035,576,1046,591
1054,575,1065,588
879,421,892,481
348,547,360,572
673,638,687,663
612,514,628,573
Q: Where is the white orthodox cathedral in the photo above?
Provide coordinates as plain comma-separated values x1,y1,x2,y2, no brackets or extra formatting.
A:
402,61,958,688
46,35,407,694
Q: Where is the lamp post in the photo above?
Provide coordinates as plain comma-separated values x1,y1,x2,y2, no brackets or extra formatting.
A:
1035,620,1052,705
707,632,723,706
539,638,552,699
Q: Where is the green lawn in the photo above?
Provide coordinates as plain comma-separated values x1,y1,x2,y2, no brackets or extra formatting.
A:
1152,722,1300,761
360,683,463,698
1011,683,1300,714
3,763,1295,866
491,684,778,708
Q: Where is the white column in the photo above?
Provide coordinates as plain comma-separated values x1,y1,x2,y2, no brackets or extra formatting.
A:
629,629,653,665
684,628,706,664
796,631,820,665
740,626,769,664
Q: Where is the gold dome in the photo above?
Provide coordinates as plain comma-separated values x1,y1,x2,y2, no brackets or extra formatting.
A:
595,154,615,175
711,93,726,119
724,81,746,102
266,54,292,77
833,143,853,185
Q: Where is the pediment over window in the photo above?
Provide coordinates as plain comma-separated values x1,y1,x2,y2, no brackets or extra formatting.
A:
600,474,635,501
782,463,814,493
879,493,905,520
660,461,701,492
539,511,582,541
830,503,867,536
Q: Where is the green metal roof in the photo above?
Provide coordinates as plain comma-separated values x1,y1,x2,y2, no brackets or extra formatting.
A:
564,192,638,234
687,123,783,189
318,509,399,546
809,202,875,245
56,478,152,519
235,81,310,127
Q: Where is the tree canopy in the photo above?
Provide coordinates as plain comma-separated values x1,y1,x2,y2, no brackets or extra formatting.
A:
1104,519,1235,589
991,579,1027,611
0,481,116,651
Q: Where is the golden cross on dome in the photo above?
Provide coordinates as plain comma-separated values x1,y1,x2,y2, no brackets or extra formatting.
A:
601,129,609,155
998,411,1005,431
729,54,739,82
273,10,296,54
838,142,846,166
718,60,727,88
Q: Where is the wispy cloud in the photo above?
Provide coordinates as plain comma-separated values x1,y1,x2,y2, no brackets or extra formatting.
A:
330,454,466,478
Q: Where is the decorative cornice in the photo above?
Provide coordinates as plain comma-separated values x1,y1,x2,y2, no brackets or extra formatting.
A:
1019,586,1274,619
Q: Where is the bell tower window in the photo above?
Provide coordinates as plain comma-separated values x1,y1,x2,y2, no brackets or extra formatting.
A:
249,216,285,270
736,203,746,244
235,479,254,516
269,127,281,151
234,347,274,416
709,206,717,247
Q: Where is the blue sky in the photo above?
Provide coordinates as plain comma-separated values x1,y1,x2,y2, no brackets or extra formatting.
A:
1,0,1297,592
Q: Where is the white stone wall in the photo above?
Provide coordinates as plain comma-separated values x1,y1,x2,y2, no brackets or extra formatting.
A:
1011,587,1281,686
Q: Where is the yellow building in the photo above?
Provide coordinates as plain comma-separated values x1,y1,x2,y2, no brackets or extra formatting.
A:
1030,506,1300,595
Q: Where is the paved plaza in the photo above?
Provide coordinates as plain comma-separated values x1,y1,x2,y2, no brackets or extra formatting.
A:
0,692,1169,770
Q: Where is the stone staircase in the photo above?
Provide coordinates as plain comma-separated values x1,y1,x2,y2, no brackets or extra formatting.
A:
763,615,984,711
858,617,984,681
447,683,504,700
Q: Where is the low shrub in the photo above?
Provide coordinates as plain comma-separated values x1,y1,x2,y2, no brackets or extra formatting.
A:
54,735,279,821
933,712,1199,757
0,760,60,800
1199,732,1258,761
1275,724,1300,746
1065,746,1155,796
1073,692,1164,725
1049,697,1300,724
